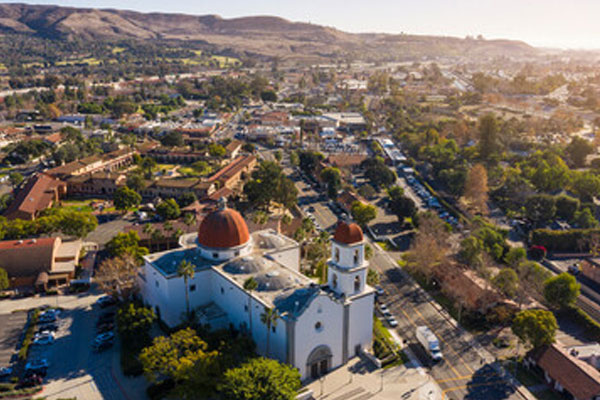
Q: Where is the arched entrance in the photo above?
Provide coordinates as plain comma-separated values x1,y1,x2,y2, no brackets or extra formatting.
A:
306,345,332,379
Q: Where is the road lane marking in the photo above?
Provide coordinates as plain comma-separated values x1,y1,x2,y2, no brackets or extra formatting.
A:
374,248,476,375
379,276,463,379
441,379,510,400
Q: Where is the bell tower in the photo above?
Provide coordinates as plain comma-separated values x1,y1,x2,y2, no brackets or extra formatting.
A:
328,219,368,297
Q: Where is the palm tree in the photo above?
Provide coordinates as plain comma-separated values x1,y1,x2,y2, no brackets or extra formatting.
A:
143,223,155,252
260,307,280,357
177,260,195,321
243,277,258,336
183,212,196,229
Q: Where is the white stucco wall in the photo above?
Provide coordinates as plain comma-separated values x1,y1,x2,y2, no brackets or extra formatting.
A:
197,240,253,262
331,241,364,269
294,294,344,379
347,292,375,357
139,263,214,327
327,264,367,298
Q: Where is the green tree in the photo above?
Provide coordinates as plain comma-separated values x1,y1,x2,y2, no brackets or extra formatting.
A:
208,143,226,158
0,267,9,291
511,309,557,349
260,307,279,357
458,236,484,267
160,131,183,147
177,192,198,208
191,160,212,176
388,186,417,221
140,328,219,399
178,260,196,321
156,198,181,220
367,269,380,286
572,207,599,228
566,136,594,168
117,302,156,341
350,201,377,227
219,357,301,400
126,173,146,192
8,172,23,188
106,231,149,264
543,272,581,309
555,195,580,221
492,268,519,298
525,194,556,225
113,186,142,211
504,247,526,268
321,167,342,199
58,209,98,238
478,113,499,160
244,161,298,210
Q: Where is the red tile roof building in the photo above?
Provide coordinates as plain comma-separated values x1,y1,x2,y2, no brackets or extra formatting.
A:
4,173,67,220
527,343,600,400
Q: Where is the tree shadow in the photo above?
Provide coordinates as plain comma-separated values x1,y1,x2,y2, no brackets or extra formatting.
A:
464,363,516,400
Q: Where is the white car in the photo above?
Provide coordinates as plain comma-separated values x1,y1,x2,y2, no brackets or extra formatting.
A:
375,286,385,296
387,316,398,327
379,303,388,312
33,334,54,346
34,331,55,340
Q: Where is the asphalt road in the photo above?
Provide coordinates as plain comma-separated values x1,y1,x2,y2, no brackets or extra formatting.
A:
370,244,529,400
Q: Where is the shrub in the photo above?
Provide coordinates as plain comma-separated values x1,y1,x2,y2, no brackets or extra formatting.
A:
531,229,600,253
18,309,39,360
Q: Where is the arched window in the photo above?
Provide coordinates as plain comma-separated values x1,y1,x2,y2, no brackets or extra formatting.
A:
354,275,360,292
332,274,338,289
353,249,359,265
335,247,340,262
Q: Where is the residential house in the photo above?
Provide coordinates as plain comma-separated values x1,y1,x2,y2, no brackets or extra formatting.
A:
526,342,600,400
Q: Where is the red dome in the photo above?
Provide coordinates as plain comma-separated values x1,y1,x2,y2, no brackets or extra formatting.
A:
198,207,250,249
334,221,364,245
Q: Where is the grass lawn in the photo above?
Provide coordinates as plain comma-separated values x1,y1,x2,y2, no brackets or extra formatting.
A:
178,166,200,176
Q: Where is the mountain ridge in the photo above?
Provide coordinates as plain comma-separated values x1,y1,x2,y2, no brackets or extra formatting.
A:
0,3,538,61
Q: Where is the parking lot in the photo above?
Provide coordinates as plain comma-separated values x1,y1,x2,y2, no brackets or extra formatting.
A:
0,312,27,369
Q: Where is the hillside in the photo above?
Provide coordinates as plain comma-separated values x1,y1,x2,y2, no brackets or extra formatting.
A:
0,3,537,61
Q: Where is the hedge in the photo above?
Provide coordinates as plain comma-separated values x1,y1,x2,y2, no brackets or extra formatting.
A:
530,228,600,252
566,306,600,342
18,309,39,360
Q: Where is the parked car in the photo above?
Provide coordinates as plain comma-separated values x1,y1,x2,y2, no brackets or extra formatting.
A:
93,339,114,352
38,323,58,333
33,333,54,346
0,367,12,377
96,323,114,334
25,359,49,375
95,331,115,343
387,316,398,327
375,286,385,296
568,264,581,276
96,296,116,308
38,313,56,323
379,303,388,312
34,330,55,339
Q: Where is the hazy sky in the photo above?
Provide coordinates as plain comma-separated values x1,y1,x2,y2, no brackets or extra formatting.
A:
5,0,600,49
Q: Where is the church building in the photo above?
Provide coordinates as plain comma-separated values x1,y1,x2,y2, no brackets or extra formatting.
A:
138,199,375,380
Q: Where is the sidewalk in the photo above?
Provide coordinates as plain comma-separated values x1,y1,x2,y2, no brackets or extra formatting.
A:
305,356,441,400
